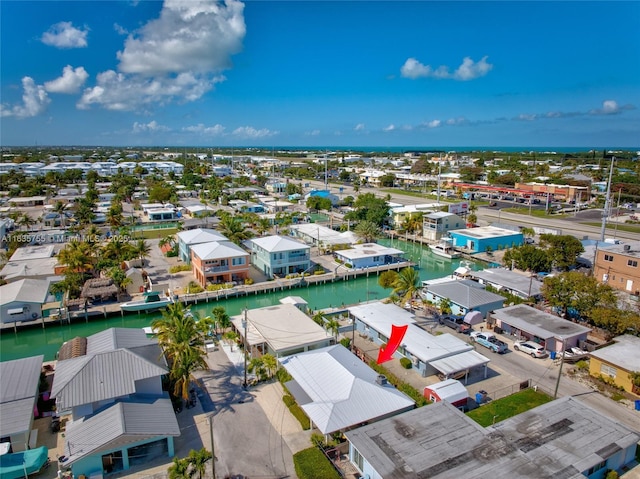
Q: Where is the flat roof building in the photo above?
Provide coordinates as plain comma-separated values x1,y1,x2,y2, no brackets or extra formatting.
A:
471,268,543,299
589,335,640,395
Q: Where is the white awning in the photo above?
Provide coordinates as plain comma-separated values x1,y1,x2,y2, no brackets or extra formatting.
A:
7,308,24,315
430,350,490,376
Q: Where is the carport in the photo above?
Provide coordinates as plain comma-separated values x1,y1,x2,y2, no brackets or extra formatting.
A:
430,350,490,384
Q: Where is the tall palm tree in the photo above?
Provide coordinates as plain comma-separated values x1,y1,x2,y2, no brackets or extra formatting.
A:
354,220,380,243
168,457,190,479
17,213,35,231
58,239,94,274
218,214,253,245
325,318,340,343
152,303,208,400
262,354,278,379
188,448,212,479
131,239,151,267
392,267,421,305
211,306,230,335
52,201,68,228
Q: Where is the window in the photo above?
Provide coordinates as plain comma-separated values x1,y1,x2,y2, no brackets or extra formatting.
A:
585,460,606,475
352,447,364,471
604,254,614,262
232,257,245,266
628,259,638,267
600,363,617,378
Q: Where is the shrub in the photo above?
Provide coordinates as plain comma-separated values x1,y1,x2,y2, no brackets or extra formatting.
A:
314,270,324,275
283,394,311,430
400,357,412,369
340,337,351,349
185,281,204,294
575,360,589,371
344,263,353,268
276,368,293,384
293,447,340,479
169,264,191,274
244,278,254,285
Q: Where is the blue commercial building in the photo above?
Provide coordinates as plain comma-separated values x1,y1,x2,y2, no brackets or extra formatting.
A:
448,226,523,254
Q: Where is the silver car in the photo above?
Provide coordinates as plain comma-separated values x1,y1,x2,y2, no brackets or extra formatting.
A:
514,340,546,358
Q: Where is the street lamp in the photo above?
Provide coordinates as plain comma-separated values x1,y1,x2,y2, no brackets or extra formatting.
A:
242,308,248,389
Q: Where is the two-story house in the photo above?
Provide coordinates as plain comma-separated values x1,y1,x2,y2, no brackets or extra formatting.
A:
422,212,466,241
190,240,250,286
176,228,229,264
244,235,311,278
593,242,640,295
50,328,180,478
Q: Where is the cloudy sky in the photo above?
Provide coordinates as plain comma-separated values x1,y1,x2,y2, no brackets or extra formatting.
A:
1,1,638,148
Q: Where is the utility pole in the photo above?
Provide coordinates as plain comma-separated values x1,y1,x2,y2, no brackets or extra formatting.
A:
208,414,216,479
600,156,615,242
242,308,248,388
554,338,566,399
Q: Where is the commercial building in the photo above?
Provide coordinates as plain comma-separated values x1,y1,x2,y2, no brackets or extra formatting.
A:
448,226,523,254
593,242,640,295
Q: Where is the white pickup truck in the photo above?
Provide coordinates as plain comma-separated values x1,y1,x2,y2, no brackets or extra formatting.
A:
470,331,508,354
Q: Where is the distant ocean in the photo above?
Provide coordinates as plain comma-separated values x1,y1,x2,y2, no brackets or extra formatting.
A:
254,146,638,154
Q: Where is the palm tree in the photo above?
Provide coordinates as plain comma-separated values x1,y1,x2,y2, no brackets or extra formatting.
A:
354,220,380,243
188,448,212,479
52,201,68,228
168,457,190,479
17,213,35,231
131,239,151,267
58,239,94,274
255,218,272,235
262,354,278,379
211,306,230,335
218,214,253,244
312,311,325,327
325,318,340,342
152,303,208,401
392,267,421,305
248,357,267,381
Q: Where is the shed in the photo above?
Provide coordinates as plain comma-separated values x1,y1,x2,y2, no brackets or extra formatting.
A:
423,379,469,408
464,310,483,326
124,268,145,295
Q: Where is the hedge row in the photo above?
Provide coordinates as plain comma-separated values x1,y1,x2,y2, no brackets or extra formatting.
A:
368,360,428,407
283,394,311,430
293,447,341,479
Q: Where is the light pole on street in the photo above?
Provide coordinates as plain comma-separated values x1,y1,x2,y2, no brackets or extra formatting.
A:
208,414,216,479
242,308,248,389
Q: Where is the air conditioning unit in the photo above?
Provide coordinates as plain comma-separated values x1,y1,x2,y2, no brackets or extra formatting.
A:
375,374,387,386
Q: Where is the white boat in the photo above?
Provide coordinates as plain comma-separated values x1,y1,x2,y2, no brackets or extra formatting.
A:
429,240,462,259
121,291,173,312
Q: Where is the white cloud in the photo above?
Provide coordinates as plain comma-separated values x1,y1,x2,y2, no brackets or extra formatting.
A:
401,56,493,81
589,100,628,115
232,126,278,139
78,70,225,111
132,120,169,133
305,129,320,136
517,114,537,121
44,65,89,94
383,124,395,132
114,23,128,35
117,0,246,75
78,0,245,111
183,123,226,136
424,120,441,128
446,117,468,126
354,123,365,131
0,77,50,118
41,21,89,48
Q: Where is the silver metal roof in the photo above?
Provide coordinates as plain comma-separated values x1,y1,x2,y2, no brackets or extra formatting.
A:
491,304,591,340
280,345,415,435
0,278,51,306
345,397,639,479
471,268,543,297
426,280,505,309
87,328,166,367
429,350,490,376
64,396,180,466
0,355,44,437
246,235,310,253
51,349,168,410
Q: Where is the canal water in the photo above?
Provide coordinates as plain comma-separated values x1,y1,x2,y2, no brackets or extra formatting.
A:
0,239,480,361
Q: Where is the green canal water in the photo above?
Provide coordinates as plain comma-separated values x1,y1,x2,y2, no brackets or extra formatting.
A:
0,239,482,362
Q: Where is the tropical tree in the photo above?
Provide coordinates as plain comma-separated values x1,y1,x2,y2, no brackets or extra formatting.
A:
52,201,68,228
152,303,208,400
262,354,278,379
391,267,421,304
168,457,190,479
541,271,617,319
378,270,398,289
211,306,231,334
218,213,253,244
325,318,340,342
438,297,453,315
223,330,239,351
187,448,212,479
131,239,151,267
312,311,325,327
539,234,584,271
248,357,267,381
503,244,552,273
58,239,94,274
17,213,35,231
354,220,380,243
106,267,132,299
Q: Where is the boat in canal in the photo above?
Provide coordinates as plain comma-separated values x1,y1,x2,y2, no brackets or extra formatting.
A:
121,291,173,313
429,239,461,259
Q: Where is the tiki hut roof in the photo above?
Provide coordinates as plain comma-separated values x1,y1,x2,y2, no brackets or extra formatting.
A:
57,336,88,360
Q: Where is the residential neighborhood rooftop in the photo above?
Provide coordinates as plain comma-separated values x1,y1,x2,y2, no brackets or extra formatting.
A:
491,304,592,340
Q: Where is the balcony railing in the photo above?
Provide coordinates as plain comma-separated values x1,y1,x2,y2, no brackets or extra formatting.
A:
204,265,229,273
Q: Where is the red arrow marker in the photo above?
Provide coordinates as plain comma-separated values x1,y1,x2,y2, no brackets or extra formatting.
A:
377,324,408,364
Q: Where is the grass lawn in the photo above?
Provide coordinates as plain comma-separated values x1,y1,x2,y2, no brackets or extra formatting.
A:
466,389,552,427
293,447,341,479
132,227,179,239
500,207,569,219
581,222,640,234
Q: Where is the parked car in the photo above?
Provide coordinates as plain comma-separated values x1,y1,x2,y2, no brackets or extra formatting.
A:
470,331,508,354
513,340,546,358
439,316,471,334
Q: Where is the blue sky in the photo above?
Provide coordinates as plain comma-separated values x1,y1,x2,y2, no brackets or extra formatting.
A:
1,1,638,148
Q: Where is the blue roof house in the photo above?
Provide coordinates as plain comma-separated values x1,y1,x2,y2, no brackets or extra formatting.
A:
448,226,523,254
304,190,339,206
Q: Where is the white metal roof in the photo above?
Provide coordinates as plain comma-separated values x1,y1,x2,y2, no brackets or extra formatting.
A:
231,304,330,354
246,235,309,253
0,278,51,306
471,268,542,297
429,350,490,376
280,345,414,434
425,379,469,403
335,243,405,261
190,240,249,261
0,355,44,437
176,228,228,244
290,223,359,245
426,280,505,309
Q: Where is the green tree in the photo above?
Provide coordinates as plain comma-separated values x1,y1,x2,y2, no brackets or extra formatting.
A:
262,353,278,378
187,448,212,479
503,244,552,273
438,297,453,315
248,357,267,381
152,303,208,400
542,271,616,320
353,220,380,243
539,234,584,271
590,307,640,338
346,193,389,227
379,174,396,187
325,318,340,342
312,311,325,327
131,239,151,267
218,213,254,244
306,196,332,211
211,306,231,334
168,457,190,479
378,270,398,289
392,267,421,304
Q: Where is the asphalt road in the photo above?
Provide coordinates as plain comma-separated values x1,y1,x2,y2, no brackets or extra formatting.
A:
197,348,296,479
